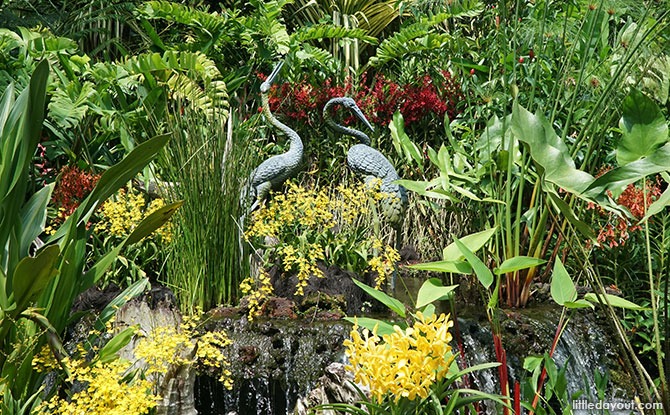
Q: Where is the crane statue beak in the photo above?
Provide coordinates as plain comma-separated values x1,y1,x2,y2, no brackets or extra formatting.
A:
260,61,285,93
266,61,284,85
351,104,374,132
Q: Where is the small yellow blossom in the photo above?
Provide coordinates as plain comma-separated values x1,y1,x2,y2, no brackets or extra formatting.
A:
240,270,274,320
344,312,455,403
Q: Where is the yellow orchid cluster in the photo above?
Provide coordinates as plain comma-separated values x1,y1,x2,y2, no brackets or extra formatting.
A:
368,238,401,289
239,269,274,320
279,243,325,296
35,353,158,415
134,310,233,389
245,180,399,299
344,312,455,403
34,311,233,415
95,188,173,243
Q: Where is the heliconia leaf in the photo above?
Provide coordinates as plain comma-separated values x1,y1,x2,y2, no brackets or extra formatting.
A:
443,228,497,261
584,293,647,310
454,236,493,289
616,88,668,166
585,143,670,196
494,256,546,275
351,278,406,318
564,299,594,309
408,260,472,274
343,317,397,337
19,183,54,256
415,278,458,309
550,258,576,305
126,200,182,245
12,245,60,315
97,326,136,364
511,102,596,195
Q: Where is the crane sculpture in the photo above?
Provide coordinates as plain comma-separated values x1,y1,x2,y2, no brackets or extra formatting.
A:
323,97,408,228
240,61,304,213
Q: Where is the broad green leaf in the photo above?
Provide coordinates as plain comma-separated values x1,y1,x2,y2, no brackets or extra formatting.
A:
351,278,406,318
390,112,424,171
19,183,54,256
584,293,646,310
550,258,576,305
494,256,546,275
511,102,595,195
617,88,668,166
408,260,472,274
74,134,170,226
343,317,397,337
640,182,670,222
564,299,594,309
442,228,497,261
415,278,458,309
97,327,136,364
454,236,493,289
81,244,124,289
11,245,60,315
585,143,670,196
126,200,182,245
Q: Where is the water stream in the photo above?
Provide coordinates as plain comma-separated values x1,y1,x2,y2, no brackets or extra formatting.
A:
196,304,633,414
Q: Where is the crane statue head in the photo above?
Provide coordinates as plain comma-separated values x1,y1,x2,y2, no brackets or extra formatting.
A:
323,97,375,132
260,61,284,94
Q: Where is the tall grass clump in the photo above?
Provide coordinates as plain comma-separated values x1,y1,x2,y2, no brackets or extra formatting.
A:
159,106,251,311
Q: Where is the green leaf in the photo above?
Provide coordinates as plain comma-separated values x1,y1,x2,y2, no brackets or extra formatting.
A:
126,200,182,245
97,327,136,364
442,228,497,261
408,260,472,274
351,278,406,318
415,278,458,309
586,143,670,196
19,183,54,256
494,256,546,275
454,236,493,289
74,134,171,225
616,88,668,166
564,299,595,309
389,112,424,171
550,257,576,305
640,183,670,222
11,245,60,315
584,293,647,310
511,102,596,195
343,317,397,337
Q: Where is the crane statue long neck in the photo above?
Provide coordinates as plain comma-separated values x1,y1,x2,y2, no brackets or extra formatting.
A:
323,98,371,146
260,64,303,155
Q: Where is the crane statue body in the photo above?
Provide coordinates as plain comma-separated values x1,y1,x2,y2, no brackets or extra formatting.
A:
323,97,408,226
241,62,304,212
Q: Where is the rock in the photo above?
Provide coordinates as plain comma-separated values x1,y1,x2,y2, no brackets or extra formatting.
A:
115,296,197,415
294,362,368,415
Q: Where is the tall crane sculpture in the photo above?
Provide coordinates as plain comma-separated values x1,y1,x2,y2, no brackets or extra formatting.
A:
240,61,304,213
323,97,408,228
323,97,407,290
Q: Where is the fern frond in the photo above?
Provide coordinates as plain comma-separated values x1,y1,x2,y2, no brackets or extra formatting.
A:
368,14,452,66
293,24,377,44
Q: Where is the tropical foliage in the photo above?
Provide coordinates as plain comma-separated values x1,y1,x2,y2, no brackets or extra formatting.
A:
0,0,669,413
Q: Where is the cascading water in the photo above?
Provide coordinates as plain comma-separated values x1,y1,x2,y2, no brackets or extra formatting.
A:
195,305,634,414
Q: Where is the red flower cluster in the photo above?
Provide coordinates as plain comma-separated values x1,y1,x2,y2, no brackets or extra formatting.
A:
265,71,464,129
587,172,663,248
52,165,100,218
